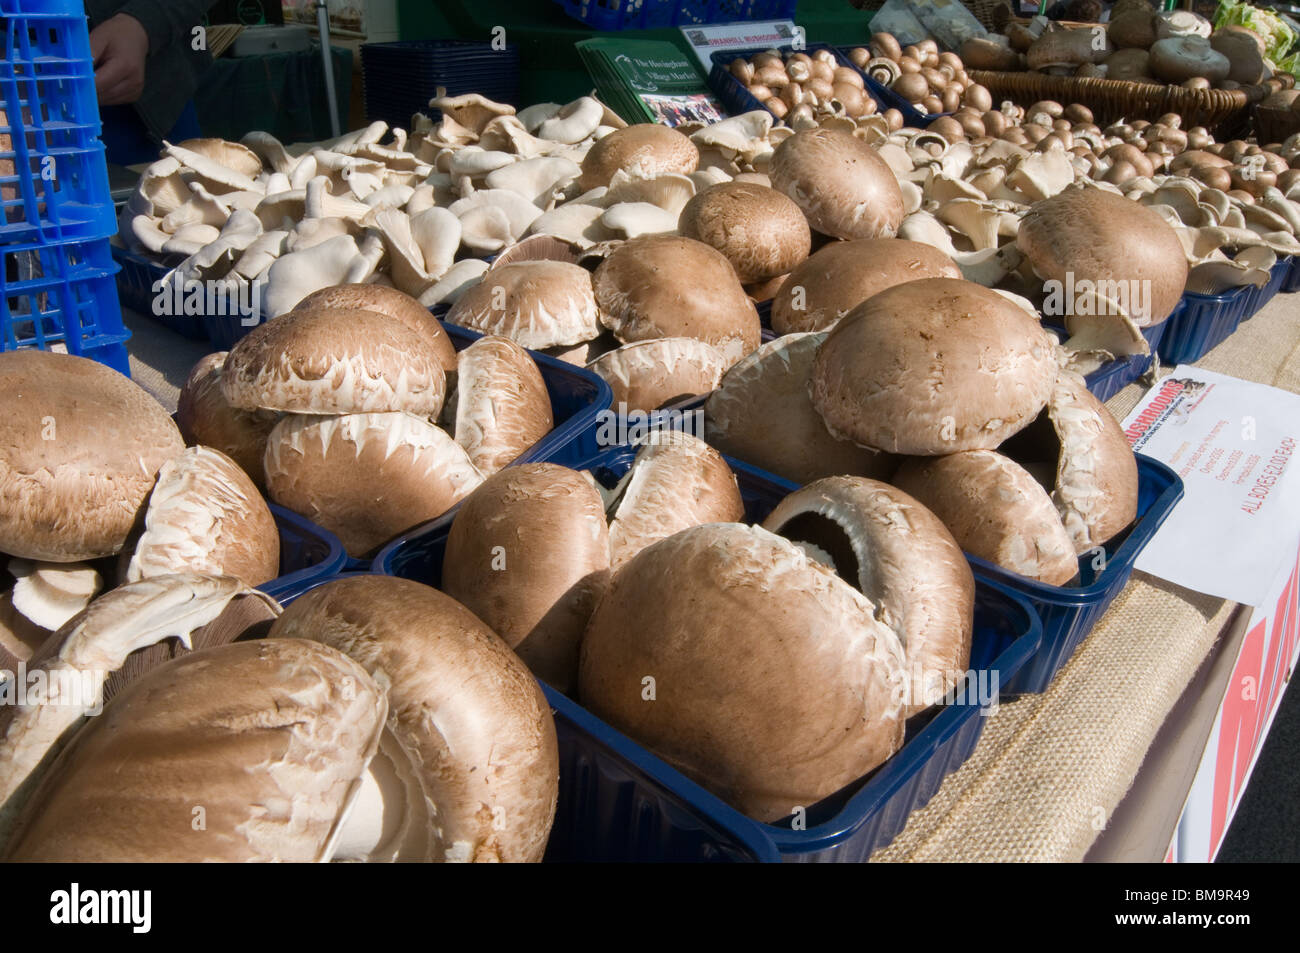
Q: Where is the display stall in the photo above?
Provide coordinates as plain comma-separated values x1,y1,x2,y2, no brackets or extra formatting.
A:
1,0,1298,867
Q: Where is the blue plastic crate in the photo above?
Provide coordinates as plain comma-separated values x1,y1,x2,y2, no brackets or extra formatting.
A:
1,235,131,375
970,455,1183,694
1157,284,1254,365
560,0,797,30
261,504,349,603
708,43,933,129
268,569,781,862
375,444,1040,861
0,0,117,245
360,40,519,131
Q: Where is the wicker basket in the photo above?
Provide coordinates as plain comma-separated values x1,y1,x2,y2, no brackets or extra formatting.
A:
1255,93,1300,146
968,70,1286,138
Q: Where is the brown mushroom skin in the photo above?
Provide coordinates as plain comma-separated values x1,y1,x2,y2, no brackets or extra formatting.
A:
678,182,811,283
293,284,457,374
442,464,608,693
270,576,560,862
580,522,907,823
0,351,184,562
177,352,279,490
769,128,904,241
577,124,699,192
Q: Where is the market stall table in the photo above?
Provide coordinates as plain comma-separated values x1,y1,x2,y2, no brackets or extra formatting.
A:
872,291,1300,862
115,291,1300,864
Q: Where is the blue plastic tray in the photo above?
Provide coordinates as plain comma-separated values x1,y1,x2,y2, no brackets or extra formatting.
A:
111,244,211,341
967,454,1183,694
559,0,797,31
708,43,934,129
1,236,131,375
360,40,520,130
1282,254,1300,294
1240,256,1289,318
376,444,1042,861
0,0,117,245
1078,320,1169,404
261,504,349,602
1157,284,1254,365
268,569,781,862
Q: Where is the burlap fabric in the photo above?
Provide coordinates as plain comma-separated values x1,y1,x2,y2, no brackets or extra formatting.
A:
873,293,1300,862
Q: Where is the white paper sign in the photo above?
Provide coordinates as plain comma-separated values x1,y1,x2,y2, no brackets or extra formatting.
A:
1121,367,1300,606
679,20,801,70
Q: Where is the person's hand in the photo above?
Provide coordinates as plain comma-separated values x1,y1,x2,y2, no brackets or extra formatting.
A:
89,13,150,106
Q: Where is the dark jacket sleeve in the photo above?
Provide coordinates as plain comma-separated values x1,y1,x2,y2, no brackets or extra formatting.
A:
116,0,219,55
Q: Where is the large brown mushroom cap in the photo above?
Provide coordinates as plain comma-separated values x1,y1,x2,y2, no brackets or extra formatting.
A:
761,476,974,716
769,128,904,241
1018,186,1188,327
443,464,609,693
125,446,280,587
770,238,961,334
176,352,279,489
811,278,1059,455
293,284,457,374
705,332,896,485
453,335,553,476
578,123,699,192
579,521,907,822
606,432,745,570
264,412,484,557
592,236,760,363
1001,370,1139,554
4,637,386,862
270,575,560,862
0,351,183,562
677,181,811,283
220,307,448,416
892,450,1080,586
445,261,601,349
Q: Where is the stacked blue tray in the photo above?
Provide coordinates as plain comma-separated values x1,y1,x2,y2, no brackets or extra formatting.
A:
360,40,520,131
0,0,130,374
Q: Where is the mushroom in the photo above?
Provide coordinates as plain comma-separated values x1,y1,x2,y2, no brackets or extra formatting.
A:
762,476,974,715
1018,186,1189,326
7,561,102,633
605,432,744,570
705,332,897,486
592,236,760,364
419,258,491,309
125,446,280,587
771,238,960,334
535,96,604,145
0,351,183,562
442,464,608,693
0,574,285,847
445,260,600,349
269,575,559,861
579,521,907,822
1148,36,1230,84
293,283,457,374
677,181,810,283
892,451,1080,586
176,353,281,489
264,412,484,557
587,337,729,414
769,128,904,240
577,124,699,192
3,632,384,861
453,335,553,476
998,370,1138,554
262,234,371,317
812,278,1058,455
